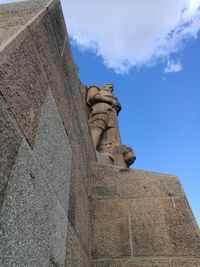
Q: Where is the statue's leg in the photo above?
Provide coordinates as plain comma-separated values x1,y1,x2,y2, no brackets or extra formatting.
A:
91,127,104,149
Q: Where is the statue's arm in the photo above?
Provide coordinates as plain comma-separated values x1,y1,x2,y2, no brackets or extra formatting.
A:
87,87,121,112
91,94,113,105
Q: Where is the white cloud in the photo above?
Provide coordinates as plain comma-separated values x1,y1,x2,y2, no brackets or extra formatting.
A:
164,60,183,73
61,0,200,73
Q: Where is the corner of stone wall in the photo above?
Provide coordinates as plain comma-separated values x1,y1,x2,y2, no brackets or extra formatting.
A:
0,1,95,266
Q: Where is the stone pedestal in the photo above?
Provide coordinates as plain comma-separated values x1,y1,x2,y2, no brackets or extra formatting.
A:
90,162,200,267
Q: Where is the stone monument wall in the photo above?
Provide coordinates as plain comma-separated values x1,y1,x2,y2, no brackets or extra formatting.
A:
90,163,200,266
0,1,200,267
0,0,95,266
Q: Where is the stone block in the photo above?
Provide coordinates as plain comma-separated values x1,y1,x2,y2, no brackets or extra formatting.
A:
91,259,135,267
130,196,200,257
91,199,131,258
163,198,200,257
90,163,184,199
0,142,68,266
33,89,72,213
130,198,173,256
92,258,200,267
0,27,48,145
0,99,22,207
68,157,90,252
170,259,200,266
66,223,89,267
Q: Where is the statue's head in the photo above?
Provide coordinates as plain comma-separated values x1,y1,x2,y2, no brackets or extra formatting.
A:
122,146,136,167
103,83,114,93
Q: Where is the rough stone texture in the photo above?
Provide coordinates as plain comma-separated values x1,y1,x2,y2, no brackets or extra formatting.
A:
68,157,90,252
0,1,93,266
66,223,90,267
92,258,200,267
0,0,52,46
0,142,68,266
90,163,185,199
47,0,96,161
33,89,72,213
130,198,174,256
0,27,48,146
91,199,131,258
28,7,93,191
90,162,200,264
0,99,22,207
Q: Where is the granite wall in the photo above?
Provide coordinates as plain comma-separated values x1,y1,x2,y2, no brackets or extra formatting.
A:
0,0,95,266
90,163,200,267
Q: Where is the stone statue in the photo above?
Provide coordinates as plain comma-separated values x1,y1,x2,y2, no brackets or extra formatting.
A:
87,83,136,168
87,83,121,151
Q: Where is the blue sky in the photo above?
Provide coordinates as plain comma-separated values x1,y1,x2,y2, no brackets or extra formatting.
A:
0,0,199,226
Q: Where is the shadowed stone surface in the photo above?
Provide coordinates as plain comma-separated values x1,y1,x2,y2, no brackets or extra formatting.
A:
66,223,89,267
68,157,90,252
0,142,68,266
91,199,130,258
47,0,96,161
0,28,48,145
33,88,72,213
0,99,22,207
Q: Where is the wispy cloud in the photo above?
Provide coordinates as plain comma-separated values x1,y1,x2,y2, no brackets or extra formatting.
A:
164,60,183,73
61,0,200,74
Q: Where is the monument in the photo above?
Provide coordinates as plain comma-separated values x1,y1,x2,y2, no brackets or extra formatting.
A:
0,0,199,266
87,83,136,167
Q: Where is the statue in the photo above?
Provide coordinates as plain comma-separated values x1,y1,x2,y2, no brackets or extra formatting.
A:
87,83,121,151
87,83,136,168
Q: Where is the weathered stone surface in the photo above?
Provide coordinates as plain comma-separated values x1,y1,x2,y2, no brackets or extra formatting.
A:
0,142,68,266
92,258,200,267
48,0,95,161
0,99,22,207
87,83,121,153
0,0,51,46
0,28,48,145
170,258,200,266
68,157,90,252
130,198,174,256
28,9,92,187
91,259,135,267
163,197,200,257
90,163,184,199
33,89,72,213
91,199,131,258
90,163,200,263
66,223,89,267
